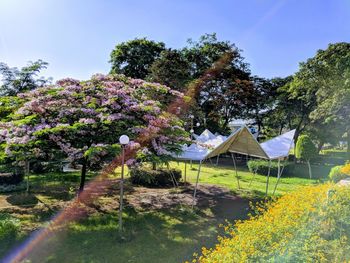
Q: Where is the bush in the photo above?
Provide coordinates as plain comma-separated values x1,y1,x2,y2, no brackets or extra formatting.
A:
247,160,295,177
130,167,181,187
0,167,24,185
328,165,348,182
295,135,317,161
195,184,350,262
0,213,20,242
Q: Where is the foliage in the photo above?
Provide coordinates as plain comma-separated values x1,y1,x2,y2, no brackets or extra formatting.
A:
0,213,20,242
328,165,347,182
183,34,252,133
110,38,166,79
194,183,350,262
1,74,188,190
247,160,294,177
130,167,181,187
289,43,350,158
0,182,26,193
0,60,51,96
0,171,23,185
147,49,191,91
295,135,317,161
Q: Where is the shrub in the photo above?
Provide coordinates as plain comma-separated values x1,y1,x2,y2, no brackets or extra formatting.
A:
247,160,295,177
130,167,181,187
329,165,347,182
0,169,24,185
194,183,350,262
295,135,318,161
0,213,20,242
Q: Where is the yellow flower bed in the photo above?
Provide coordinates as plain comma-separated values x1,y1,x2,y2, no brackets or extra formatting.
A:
341,163,350,176
194,183,350,262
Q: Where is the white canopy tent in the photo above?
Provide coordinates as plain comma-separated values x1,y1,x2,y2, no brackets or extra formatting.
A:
172,127,296,204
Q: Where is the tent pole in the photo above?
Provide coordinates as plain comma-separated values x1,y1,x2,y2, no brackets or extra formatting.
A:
249,169,257,187
265,160,271,197
167,163,178,188
184,161,187,184
273,159,286,196
231,153,241,189
216,154,220,166
192,160,202,207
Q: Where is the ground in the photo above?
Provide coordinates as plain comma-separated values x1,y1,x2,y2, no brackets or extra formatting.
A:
0,159,332,262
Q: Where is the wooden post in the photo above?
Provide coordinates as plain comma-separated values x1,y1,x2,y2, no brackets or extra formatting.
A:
184,161,187,184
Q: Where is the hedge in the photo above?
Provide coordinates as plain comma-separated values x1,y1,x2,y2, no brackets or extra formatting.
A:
130,167,181,187
247,160,295,177
195,183,350,262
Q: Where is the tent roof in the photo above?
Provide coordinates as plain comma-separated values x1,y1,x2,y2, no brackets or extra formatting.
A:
205,126,269,159
260,129,296,160
174,143,210,161
196,129,216,143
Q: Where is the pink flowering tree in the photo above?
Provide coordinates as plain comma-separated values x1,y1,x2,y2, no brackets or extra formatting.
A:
1,74,188,191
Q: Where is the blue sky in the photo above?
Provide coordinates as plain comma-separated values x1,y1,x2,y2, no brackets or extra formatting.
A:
0,0,349,81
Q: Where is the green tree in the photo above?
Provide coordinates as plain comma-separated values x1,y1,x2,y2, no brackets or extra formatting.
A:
0,60,50,96
295,135,317,178
183,33,251,133
110,38,165,79
182,33,249,78
147,49,191,91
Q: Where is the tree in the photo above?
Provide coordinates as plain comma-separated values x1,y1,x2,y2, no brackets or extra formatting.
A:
304,43,350,159
182,33,252,133
285,43,350,159
295,135,317,179
182,33,249,79
110,38,166,79
0,60,50,96
1,74,187,192
147,49,191,91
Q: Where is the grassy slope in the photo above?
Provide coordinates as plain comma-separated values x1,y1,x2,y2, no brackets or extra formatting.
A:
0,161,332,262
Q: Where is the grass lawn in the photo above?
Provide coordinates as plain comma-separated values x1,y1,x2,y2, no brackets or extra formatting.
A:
168,159,331,198
0,160,332,262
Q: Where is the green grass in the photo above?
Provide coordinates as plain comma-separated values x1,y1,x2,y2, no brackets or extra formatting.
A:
0,160,333,262
168,161,330,198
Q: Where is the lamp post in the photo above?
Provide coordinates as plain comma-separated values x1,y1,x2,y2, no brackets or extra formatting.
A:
119,134,129,235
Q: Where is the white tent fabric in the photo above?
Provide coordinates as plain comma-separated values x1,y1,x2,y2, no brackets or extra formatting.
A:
174,143,211,161
260,129,296,160
196,129,216,143
173,126,268,161
205,126,269,159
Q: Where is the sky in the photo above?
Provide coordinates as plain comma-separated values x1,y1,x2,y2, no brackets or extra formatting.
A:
0,0,349,81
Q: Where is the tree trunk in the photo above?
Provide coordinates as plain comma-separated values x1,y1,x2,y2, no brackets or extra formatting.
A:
317,141,324,153
79,159,88,193
152,162,157,170
307,160,312,179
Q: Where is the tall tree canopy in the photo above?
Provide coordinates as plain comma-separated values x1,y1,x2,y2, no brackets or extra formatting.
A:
0,60,50,96
147,49,191,91
1,74,188,191
110,38,166,79
289,42,350,157
183,34,252,133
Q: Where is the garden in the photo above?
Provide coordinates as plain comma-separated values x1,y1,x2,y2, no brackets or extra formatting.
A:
0,34,349,263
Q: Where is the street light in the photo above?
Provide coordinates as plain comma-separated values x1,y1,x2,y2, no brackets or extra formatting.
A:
118,134,129,234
